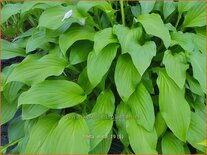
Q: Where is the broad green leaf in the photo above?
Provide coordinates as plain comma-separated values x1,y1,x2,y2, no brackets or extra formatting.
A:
59,25,95,55
89,130,112,154
155,112,167,138
114,54,141,102
163,1,176,19
193,30,206,53
178,1,195,15
187,112,206,152
170,31,194,52
126,110,157,154
186,74,204,96
85,113,113,150
87,44,118,87
140,1,155,14
92,90,115,117
2,3,22,23
198,140,206,146
189,52,206,93
162,132,185,154
24,114,60,153
18,80,86,109
39,5,85,30
70,41,93,65
7,54,67,85
157,71,191,141
21,2,62,13
131,5,141,17
94,28,118,54
1,95,17,125
78,68,94,95
163,50,189,88
194,102,206,122
138,13,171,48
43,113,90,154
22,105,49,120
113,24,142,54
182,2,206,28
8,117,25,143
1,39,26,60
115,102,130,147
127,83,155,131
77,1,114,16
3,81,24,103
26,29,56,53
128,41,156,76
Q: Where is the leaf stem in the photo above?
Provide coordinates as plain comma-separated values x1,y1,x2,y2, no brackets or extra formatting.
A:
175,14,181,28
120,0,125,26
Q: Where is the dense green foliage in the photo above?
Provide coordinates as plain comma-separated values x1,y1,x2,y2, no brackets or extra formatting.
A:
1,1,206,154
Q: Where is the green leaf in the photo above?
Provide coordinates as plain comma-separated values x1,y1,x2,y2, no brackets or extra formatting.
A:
94,28,118,54
194,102,206,122
182,2,206,28
193,30,206,53
18,80,86,109
39,5,85,30
26,29,56,53
163,1,176,19
2,3,21,23
186,74,204,96
162,132,185,154
3,81,24,103
22,105,49,120
8,117,25,143
89,130,112,154
113,24,142,54
21,2,62,13
77,1,114,16
24,114,60,153
170,31,194,52
187,112,206,152
126,110,157,154
87,44,118,87
7,54,67,85
138,13,171,48
59,25,95,55
178,1,195,15
70,41,93,65
1,95,17,125
115,102,130,147
157,71,191,141
140,1,155,14
114,54,141,102
92,90,115,117
127,83,155,131
42,113,90,154
155,112,167,138
85,113,113,151
78,68,94,95
163,50,189,88
1,39,26,60
188,52,206,93
128,41,156,76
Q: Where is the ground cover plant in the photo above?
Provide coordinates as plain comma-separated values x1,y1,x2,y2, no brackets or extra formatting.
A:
1,0,206,154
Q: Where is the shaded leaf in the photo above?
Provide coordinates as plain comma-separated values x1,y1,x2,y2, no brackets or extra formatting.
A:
140,1,155,14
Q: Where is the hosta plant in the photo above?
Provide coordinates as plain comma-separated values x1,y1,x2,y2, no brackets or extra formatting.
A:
1,0,206,154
